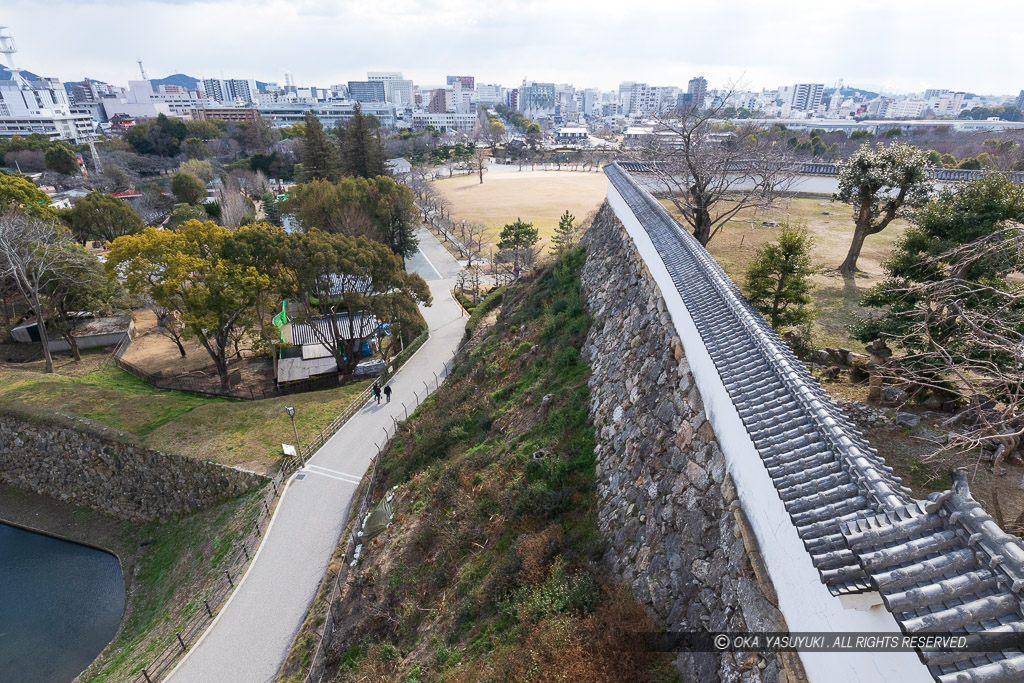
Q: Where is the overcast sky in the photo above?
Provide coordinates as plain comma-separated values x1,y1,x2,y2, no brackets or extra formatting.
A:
5,0,1023,96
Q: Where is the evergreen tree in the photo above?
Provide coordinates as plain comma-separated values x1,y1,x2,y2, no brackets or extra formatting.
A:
551,210,579,255
497,218,539,279
300,111,337,182
261,191,282,227
743,223,815,331
339,105,385,179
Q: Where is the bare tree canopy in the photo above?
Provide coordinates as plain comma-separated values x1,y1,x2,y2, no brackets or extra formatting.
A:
631,96,797,246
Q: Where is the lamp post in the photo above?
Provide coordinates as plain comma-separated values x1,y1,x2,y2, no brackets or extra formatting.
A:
285,405,302,464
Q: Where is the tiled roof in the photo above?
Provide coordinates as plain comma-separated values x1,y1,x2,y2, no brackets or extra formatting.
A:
605,162,1024,682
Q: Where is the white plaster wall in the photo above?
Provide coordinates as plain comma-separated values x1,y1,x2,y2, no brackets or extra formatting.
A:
606,182,932,683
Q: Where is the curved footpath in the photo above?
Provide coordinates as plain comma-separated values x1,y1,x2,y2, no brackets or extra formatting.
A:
168,228,465,683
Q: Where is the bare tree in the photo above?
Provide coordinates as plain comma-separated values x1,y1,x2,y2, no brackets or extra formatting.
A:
147,297,188,358
471,148,489,184
875,227,1024,484
217,180,253,230
631,94,797,246
0,212,78,373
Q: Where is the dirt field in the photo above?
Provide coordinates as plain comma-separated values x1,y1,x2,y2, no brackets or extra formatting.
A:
432,169,607,250
664,196,910,351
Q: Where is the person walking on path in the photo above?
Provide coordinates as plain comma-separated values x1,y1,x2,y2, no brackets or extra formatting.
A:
383,385,392,403
372,384,381,404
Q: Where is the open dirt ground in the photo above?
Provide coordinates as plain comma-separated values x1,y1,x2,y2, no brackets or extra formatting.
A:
432,169,607,251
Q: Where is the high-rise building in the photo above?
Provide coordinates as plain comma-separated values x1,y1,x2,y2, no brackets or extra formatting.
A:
476,84,503,105
0,77,93,142
347,80,386,103
1016,90,1024,111
790,83,825,111
427,88,449,113
367,72,413,106
519,81,556,118
201,78,257,104
687,77,707,110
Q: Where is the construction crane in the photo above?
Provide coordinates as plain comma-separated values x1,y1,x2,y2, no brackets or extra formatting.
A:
137,58,147,80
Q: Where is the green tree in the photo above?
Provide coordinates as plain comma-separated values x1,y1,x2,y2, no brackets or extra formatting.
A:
939,153,957,167
107,220,276,390
44,243,124,361
171,171,206,205
125,113,188,156
261,191,281,227
280,122,306,140
182,137,208,159
66,191,144,244
743,223,815,330
551,210,579,255
299,112,337,182
957,157,982,170
834,142,932,275
0,172,56,218
883,127,903,138
185,120,223,140
167,203,208,229
178,159,215,184
43,143,79,175
283,231,431,375
497,218,539,279
338,105,385,179
283,176,419,258
849,129,873,141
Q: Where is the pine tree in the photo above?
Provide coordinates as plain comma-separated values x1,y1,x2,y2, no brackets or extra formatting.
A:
261,191,281,227
497,218,539,279
551,210,578,255
339,105,385,179
743,223,815,331
300,112,337,182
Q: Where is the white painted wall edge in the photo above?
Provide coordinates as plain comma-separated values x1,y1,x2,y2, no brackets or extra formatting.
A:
605,183,932,683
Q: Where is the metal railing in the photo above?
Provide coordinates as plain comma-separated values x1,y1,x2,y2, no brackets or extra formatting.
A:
127,332,439,683
301,346,460,683
131,464,290,683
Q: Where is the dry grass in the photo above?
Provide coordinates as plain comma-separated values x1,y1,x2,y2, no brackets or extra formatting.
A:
663,196,911,350
432,170,606,251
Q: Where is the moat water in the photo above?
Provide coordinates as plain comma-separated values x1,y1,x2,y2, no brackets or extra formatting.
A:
0,522,124,682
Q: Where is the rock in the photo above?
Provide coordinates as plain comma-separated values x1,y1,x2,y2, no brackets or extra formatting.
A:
895,412,921,429
880,386,908,406
922,394,943,411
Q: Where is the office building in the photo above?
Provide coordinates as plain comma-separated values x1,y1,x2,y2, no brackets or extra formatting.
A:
201,78,257,105
687,76,707,110
519,81,556,118
347,80,386,103
0,77,93,142
446,75,474,89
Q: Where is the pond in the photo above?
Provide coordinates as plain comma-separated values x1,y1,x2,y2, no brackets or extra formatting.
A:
0,522,124,682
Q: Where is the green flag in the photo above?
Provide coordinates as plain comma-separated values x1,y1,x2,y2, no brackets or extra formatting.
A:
271,301,287,342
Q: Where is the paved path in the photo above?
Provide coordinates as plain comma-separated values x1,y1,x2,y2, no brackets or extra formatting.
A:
168,228,464,683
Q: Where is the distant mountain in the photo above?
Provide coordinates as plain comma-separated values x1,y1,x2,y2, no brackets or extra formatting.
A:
0,64,40,82
839,85,879,100
151,73,199,90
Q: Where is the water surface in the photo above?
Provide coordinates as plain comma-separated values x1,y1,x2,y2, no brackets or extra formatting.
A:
0,522,124,682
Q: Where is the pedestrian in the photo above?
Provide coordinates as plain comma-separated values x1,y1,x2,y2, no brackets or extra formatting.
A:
383,385,392,403
372,384,381,404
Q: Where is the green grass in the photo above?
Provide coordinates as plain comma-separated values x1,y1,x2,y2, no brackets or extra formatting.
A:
0,355,371,474
84,488,265,682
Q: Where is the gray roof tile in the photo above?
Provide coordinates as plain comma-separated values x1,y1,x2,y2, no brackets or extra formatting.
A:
605,162,1024,682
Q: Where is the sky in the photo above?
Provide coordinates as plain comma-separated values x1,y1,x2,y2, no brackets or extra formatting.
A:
4,0,1024,96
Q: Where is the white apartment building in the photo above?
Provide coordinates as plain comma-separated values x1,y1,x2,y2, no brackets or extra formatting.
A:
476,84,504,105
258,102,397,128
790,83,824,111
201,78,258,105
0,77,93,142
100,80,204,119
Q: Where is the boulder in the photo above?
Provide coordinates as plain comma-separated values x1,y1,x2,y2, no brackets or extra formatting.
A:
896,412,921,429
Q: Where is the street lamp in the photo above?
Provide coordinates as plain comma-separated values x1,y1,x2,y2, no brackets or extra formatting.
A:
285,405,302,464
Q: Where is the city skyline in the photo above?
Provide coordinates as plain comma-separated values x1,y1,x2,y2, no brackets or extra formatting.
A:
5,0,1024,96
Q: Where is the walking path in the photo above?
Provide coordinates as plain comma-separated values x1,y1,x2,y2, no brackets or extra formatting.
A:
168,228,464,683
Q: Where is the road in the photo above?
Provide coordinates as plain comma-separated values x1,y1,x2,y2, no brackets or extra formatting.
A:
167,227,464,683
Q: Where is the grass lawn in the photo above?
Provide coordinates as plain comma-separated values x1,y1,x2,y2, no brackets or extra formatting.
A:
432,169,606,251
0,349,371,475
663,195,910,350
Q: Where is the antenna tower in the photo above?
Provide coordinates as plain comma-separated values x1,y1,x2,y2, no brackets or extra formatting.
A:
137,58,148,80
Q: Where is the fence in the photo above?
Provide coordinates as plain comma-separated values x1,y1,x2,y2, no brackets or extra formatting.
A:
110,333,371,401
301,346,460,683
127,330,440,683
131,461,295,683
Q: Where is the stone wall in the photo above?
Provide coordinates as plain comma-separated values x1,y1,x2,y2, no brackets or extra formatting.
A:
0,414,266,522
581,204,801,683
